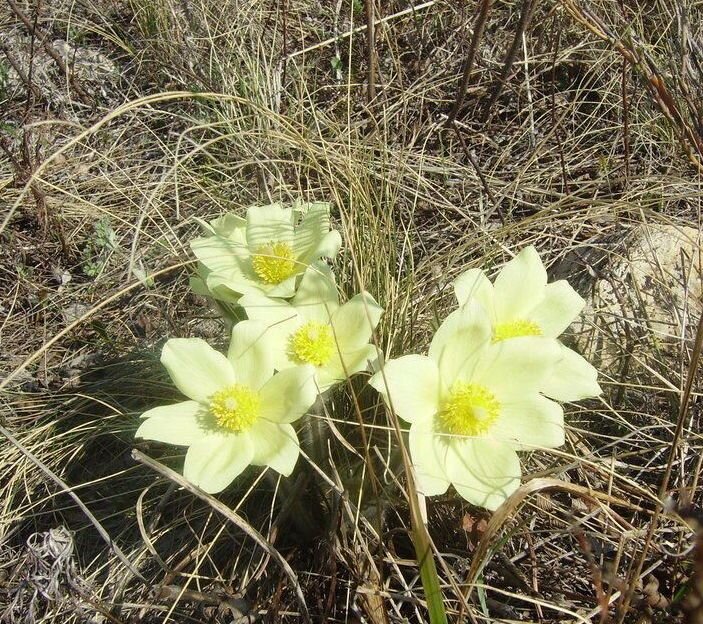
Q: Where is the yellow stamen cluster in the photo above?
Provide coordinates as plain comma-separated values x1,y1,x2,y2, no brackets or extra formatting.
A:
252,241,297,284
492,319,542,343
437,383,500,437
288,321,335,367
209,384,260,432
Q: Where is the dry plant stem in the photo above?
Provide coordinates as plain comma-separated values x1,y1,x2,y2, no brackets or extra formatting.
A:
616,279,703,622
481,0,535,123
0,423,146,582
446,0,493,123
0,41,42,101
461,477,648,606
365,0,377,102
6,0,91,104
559,0,703,174
132,450,311,623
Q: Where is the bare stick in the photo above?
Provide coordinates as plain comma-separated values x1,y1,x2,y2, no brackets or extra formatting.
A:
6,0,92,104
365,0,377,102
447,0,493,123
481,0,535,123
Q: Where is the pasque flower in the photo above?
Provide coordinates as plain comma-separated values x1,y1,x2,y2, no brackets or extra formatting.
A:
136,321,317,493
369,301,566,510
190,202,342,301
453,246,601,401
239,263,382,392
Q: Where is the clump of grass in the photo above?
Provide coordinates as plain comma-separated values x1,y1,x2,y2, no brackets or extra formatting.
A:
2,0,703,622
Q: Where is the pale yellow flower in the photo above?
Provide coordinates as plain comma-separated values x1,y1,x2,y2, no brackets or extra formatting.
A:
190,202,341,301
453,246,601,401
369,301,564,510
136,321,317,493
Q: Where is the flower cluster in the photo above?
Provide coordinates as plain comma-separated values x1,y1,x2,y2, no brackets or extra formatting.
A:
136,203,600,511
370,246,601,510
137,202,381,492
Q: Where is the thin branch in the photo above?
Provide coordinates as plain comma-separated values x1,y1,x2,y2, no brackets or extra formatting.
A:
447,0,493,124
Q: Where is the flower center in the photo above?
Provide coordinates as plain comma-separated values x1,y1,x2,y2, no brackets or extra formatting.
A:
288,321,335,367
209,384,260,432
492,319,542,343
437,383,500,437
251,241,296,284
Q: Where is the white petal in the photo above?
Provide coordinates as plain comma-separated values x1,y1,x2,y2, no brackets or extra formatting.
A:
250,421,300,476
528,280,585,337
329,292,382,351
161,339,235,402
318,344,377,392
310,230,342,260
190,235,249,275
368,354,440,424
293,202,332,260
541,345,602,401
291,263,339,323
246,204,294,248
473,337,561,400
491,395,564,449
183,431,254,493
208,213,246,237
453,268,495,318
428,300,492,385
445,438,521,511
493,246,548,322
408,420,451,496
206,270,263,298
264,274,299,299
227,321,275,390
259,366,317,423
136,401,209,445
238,293,300,370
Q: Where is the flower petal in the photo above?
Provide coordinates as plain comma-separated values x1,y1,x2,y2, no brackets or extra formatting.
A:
311,230,342,260
227,321,275,390
493,246,548,322
408,420,451,496
136,401,209,445
369,354,440,424
206,269,263,299
453,268,495,319
250,421,300,476
291,263,339,323
208,213,246,237
473,337,561,400
329,292,383,351
246,204,295,248
294,202,334,260
428,300,492,385
528,280,585,337
541,345,602,401
318,344,377,392
445,437,521,511
491,395,564,449
183,431,254,493
161,338,235,402
190,234,249,275
259,366,317,423
238,293,300,370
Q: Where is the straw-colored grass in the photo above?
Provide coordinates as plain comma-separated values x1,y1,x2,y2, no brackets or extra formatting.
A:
2,0,703,621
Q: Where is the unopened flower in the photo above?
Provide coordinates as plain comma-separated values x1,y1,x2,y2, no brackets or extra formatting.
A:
239,264,382,392
190,202,342,301
369,301,565,511
453,246,601,401
136,321,317,493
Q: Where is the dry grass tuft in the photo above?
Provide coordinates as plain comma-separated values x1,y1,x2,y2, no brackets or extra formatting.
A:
2,0,703,621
